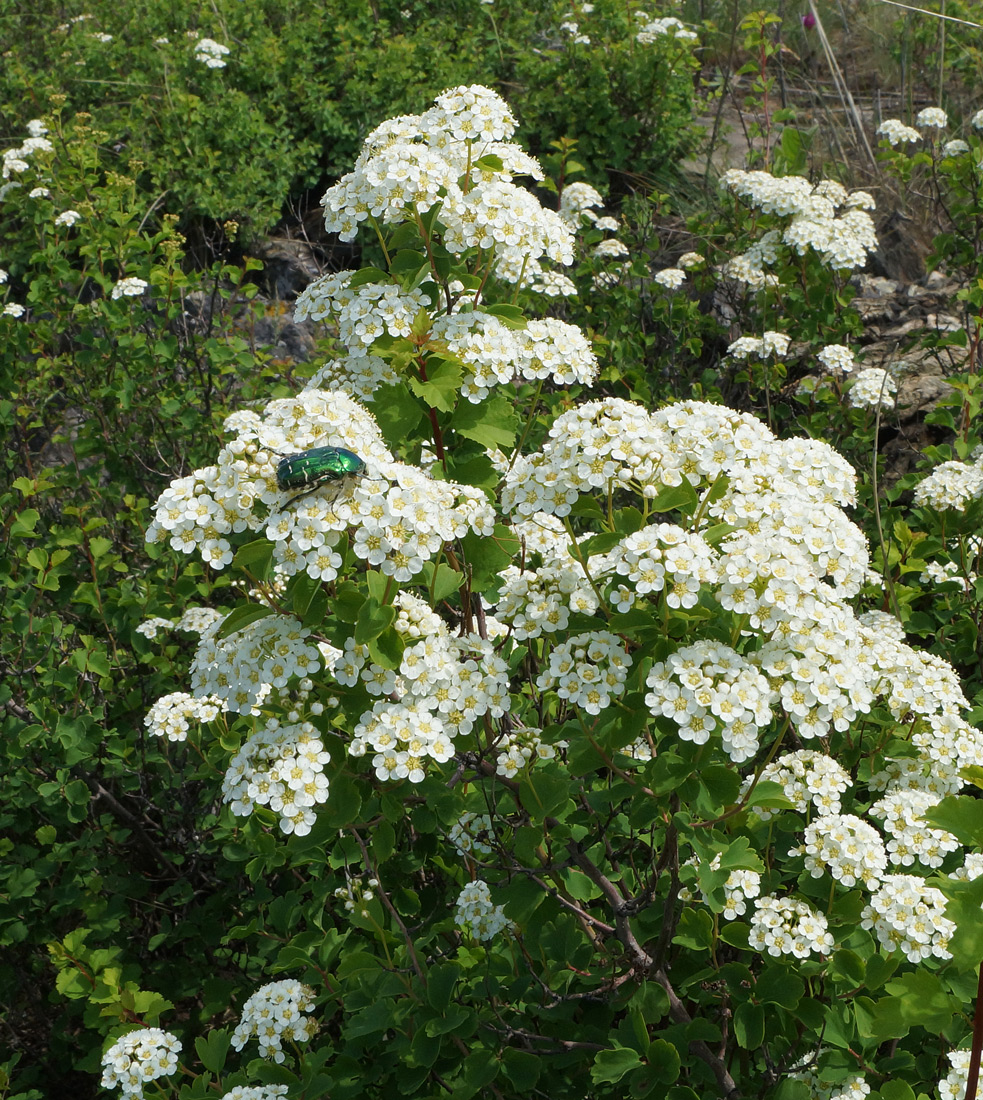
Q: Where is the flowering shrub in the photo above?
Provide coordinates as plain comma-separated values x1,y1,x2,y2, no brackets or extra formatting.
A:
80,85,983,1100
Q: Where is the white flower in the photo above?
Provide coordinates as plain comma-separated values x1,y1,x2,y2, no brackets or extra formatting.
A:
593,238,628,259
231,980,315,1062
749,895,834,958
654,267,686,290
101,1028,181,1098
54,209,81,227
877,119,921,146
194,37,230,67
817,343,855,374
111,277,148,299
915,107,947,129
847,367,896,410
455,880,512,940
2,302,24,318
942,139,970,156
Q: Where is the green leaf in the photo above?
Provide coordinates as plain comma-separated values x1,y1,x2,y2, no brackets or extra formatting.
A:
289,570,320,619
195,1029,231,1074
458,525,519,590
389,249,427,275
426,962,460,1012
372,382,425,446
232,538,274,579
461,1049,499,1091
755,964,804,1008
502,1049,541,1090
369,626,404,669
591,1048,643,1085
483,302,526,327
923,795,983,847
518,766,573,822
646,1038,681,1084
354,596,396,644
215,602,276,641
879,1082,917,1100
743,780,795,812
452,392,520,450
372,820,396,863
420,560,463,603
718,921,750,949
408,358,463,412
319,773,362,830
10,507,39,537
424,1004,473,1036
734,1002,764,1049
672,907,714,951
883,969,957,1032
648,481,699,515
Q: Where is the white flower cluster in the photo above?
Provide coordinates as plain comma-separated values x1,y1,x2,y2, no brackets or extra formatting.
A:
720,171,878,272
817,343,856,374
495,557,597,639
231,980,316,1062
147,390,495,583
793,813,887,888
860,874,955,962
869,789,960,869
222,719,331,836
194,37,230,67
430,312,598,403
536,631,631,715
136,606,225,639
789,1065,870,1100
495,722,561,777
877,119,922,146
344,592,510,783
752,749,852,819
635,15,698,43
654,267,686,290
558,182,604,227
726,331,790,360
221,1087,289,1100
939,1049,971,1100
607,522,717,610
318,86,573,286
190,614,326,714
502,397,773,516
916,106,948,130
560,19,590,45
645,641,774,763
680,853,762,918
943,139,970,157
2,122,52,181
101,1028,181,1098
455,880,511,940
145,691,223,741
333,872,379,916
847,367,897,410
294,270,427,345
449,812,496,856
913,456,983,511
748,895,834,958
111,276,148,299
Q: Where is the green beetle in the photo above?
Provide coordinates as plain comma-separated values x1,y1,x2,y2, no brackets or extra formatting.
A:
275,446,367,503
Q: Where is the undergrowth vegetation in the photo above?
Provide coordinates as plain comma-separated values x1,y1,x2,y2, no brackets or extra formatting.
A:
3,3,983,1100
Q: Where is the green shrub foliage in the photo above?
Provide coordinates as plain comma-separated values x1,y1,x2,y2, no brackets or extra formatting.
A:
25,84,980,1100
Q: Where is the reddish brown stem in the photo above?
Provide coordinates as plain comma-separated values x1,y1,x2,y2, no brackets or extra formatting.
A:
965,963,983,1100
